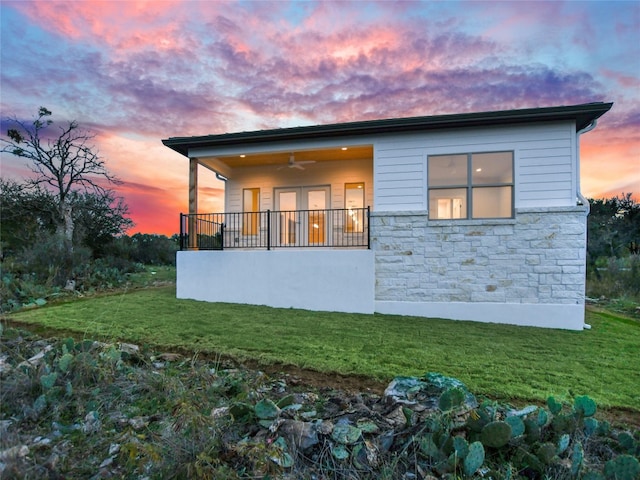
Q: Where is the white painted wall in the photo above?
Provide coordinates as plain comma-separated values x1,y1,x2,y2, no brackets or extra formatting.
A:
375,301,586,330
177,249,375,314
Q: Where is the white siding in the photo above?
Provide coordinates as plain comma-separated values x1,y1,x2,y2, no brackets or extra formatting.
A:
373,121,577,211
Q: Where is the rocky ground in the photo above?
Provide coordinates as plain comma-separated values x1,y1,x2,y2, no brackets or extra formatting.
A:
1,324,638,480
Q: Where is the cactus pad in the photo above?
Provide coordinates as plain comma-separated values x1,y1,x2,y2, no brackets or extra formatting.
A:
547,396,563,415
505,415,525,437
574,395,597,417
571,441,584,477
463,441,485,477
536,442,557,465
481,421,512,448
439,387,465,412
604,454,640,480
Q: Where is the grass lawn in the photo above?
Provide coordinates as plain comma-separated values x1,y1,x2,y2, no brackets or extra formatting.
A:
4,284,639,411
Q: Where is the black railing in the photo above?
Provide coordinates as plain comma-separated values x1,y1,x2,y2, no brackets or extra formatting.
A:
180,207,370,250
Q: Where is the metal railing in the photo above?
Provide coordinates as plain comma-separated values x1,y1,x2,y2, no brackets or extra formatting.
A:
180,207,370,250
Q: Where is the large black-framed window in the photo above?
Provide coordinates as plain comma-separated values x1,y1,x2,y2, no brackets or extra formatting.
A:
428,151,514,220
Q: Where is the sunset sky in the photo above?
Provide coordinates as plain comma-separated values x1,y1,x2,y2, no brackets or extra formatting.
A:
1,0,638,235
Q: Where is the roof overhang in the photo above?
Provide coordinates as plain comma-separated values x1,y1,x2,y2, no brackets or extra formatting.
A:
162,102,613,158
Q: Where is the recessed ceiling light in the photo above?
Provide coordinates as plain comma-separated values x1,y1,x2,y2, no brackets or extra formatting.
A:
341,147,348,151
476,168,482,172
240,154,246,158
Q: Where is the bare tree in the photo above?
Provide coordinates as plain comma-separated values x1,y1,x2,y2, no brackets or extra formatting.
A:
1,107,120,254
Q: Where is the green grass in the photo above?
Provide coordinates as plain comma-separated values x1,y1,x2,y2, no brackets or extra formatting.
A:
4,285,639,411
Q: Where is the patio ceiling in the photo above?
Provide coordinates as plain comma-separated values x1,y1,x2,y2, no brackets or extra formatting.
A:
202,145,373,169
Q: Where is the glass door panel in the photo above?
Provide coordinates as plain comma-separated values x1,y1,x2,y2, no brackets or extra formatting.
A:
306,189,326,244
276,190,297,245
274,186,330,246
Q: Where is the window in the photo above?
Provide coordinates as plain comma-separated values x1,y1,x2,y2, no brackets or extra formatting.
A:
345,182,364,232
428,151,513,219
242,188,260,235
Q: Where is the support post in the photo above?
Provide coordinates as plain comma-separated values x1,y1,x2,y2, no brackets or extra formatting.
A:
367,206,371,249
188,158,198,249
267,209,271,250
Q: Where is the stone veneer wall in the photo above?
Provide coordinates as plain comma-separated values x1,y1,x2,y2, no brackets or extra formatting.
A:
371,206,588,308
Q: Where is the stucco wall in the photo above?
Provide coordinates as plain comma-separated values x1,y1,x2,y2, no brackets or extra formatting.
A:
371,206,588,330
177,249,375,314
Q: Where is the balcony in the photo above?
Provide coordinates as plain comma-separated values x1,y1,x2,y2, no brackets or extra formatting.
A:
179,207,370,250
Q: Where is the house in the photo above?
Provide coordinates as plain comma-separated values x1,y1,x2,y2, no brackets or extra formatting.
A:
162,102,612,330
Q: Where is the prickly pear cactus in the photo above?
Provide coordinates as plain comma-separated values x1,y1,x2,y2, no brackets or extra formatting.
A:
481,421,512,449
505,415,525,437
604,454,640,480
584,417,599,436
467,407,491,433
618,432,639,455
571,441,584,477
453,436,469,459
536,442,556,465
556,433,570,455
537,408,549,427
574,395,597,417
463,441,485,477
524,418,541,443
439,387,465,412
547,396,563,415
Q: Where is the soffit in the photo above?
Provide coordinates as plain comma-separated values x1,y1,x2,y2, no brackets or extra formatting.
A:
203,145,372,169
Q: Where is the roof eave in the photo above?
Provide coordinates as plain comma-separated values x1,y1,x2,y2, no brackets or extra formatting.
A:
161,102,613,158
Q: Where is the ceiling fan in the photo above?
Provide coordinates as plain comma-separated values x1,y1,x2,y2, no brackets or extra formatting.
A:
280,153,315,170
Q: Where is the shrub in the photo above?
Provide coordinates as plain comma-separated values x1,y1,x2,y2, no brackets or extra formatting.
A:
587,255,640,301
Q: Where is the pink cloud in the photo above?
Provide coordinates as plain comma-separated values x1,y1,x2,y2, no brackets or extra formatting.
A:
11,0,192,53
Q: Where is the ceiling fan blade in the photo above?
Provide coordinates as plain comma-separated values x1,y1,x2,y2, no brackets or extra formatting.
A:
291,163,305,170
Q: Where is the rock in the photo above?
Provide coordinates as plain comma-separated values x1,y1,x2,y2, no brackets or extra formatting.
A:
128,417,148,430
316,420,334,435
279,420,319,451
18,345,53,368
0,420,12,435
0,445,29,461
83,411,101,434
158,352,181,362
211,407,230,419
118,343,140,355
0,355,12,375
384,373,477,411
385,406,407,427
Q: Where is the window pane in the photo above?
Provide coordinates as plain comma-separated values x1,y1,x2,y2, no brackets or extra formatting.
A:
472,186,512,218
472,152,513,184
429,188,467,219
345,183,364,233
428,154,468,186
242,188,260,235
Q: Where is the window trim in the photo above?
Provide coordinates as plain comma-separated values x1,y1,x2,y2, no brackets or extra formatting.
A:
428,150,514,220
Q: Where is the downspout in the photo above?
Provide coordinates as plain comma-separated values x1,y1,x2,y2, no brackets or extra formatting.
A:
576,120,597,330
576,120,597,215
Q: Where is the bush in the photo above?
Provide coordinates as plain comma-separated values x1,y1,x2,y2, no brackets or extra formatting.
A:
587,255,640,301
0,249,144,313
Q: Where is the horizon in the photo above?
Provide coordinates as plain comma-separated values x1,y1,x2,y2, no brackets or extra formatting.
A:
1,1,638,235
